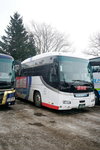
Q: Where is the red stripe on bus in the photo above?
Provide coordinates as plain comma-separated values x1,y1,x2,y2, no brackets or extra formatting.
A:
42,102,59,110
16,77,26,80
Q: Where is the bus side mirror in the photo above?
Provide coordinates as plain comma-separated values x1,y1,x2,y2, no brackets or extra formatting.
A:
14,60,21,76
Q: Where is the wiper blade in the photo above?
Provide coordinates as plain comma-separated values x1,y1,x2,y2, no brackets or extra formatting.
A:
0,81,7,83
72,80,92,84
60,81,70,85
0,81,11,85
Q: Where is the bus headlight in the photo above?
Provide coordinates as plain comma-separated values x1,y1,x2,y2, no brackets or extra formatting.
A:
63,100,71,104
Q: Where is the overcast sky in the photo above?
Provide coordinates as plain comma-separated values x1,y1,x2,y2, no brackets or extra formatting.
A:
0,0,100,55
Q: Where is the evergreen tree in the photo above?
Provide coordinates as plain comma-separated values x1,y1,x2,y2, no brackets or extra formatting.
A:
0,12,36,61
0,47,3,53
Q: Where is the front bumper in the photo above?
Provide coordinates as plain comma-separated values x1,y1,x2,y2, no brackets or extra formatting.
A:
58,92,95,110
0,90,15,105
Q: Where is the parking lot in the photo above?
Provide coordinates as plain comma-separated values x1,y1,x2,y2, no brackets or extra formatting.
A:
0,99,100,150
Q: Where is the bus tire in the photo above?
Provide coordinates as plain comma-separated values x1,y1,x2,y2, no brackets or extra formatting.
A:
94,90,99,105
34,92,42,107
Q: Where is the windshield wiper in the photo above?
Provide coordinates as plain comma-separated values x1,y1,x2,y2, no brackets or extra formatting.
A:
72,80,92,84
0,81,11,85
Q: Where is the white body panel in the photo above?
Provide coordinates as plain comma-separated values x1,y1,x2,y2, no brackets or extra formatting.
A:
16,76,95,110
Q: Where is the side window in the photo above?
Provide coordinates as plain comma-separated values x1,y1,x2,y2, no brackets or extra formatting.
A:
20,68,31,76
48,62,59,89
49,65,57,82
42,65,50,82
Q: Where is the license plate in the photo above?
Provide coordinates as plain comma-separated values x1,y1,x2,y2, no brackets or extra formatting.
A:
7,97,15,102
78,104,85,108
74,93,89,97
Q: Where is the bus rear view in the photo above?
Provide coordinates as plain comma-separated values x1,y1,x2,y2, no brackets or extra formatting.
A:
0,53,15,106
16,52,95,110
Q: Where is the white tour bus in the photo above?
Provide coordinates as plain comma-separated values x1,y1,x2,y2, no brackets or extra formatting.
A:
89,57,100,104
16,52,95,110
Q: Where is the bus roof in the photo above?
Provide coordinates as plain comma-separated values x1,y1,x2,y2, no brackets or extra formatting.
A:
22,52,88,64
90,57,100,62
89,57,100,66
0,53,13,59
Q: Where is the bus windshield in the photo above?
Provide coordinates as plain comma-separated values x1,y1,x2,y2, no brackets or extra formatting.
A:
0,58,15,83
59,56,92,83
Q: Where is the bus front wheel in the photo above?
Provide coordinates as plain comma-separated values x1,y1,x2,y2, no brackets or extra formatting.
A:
34,92,42,107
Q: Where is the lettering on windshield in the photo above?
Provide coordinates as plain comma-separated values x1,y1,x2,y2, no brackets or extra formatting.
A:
76,86,87,90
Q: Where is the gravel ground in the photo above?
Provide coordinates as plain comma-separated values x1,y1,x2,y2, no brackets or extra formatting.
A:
0,99,100,150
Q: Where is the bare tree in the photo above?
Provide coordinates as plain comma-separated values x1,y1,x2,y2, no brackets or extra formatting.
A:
28,22,71,54
84,33,100,56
